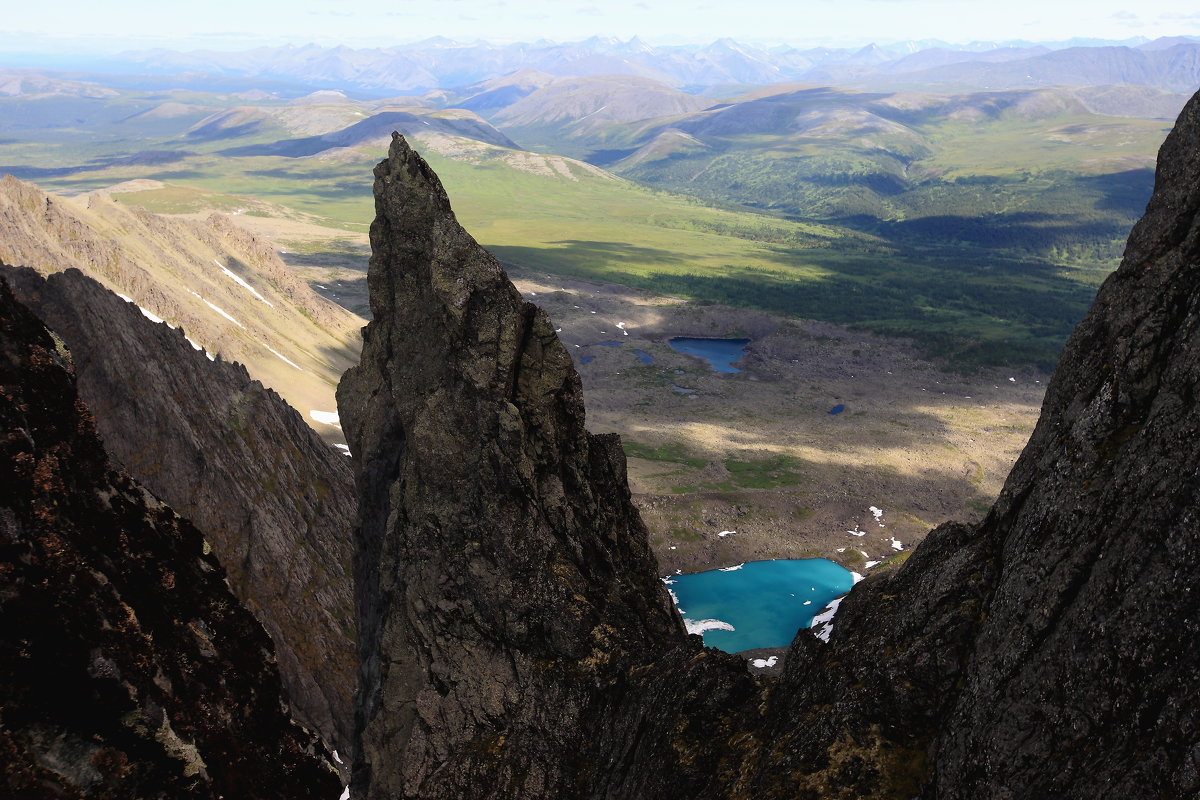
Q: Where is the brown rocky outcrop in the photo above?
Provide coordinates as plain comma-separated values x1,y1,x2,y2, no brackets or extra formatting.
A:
0,276,341,798
4,266,357,759
343,95,1200,797
337,134,727,798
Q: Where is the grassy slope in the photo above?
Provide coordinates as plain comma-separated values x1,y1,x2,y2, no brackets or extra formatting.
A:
0,87,1157,369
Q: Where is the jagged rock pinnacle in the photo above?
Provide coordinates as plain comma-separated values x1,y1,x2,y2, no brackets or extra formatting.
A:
337,134,687,798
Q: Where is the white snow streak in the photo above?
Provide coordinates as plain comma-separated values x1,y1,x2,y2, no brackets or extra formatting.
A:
265,344,303,371
202,299,244,328
216,259,274,306
750,656,778,669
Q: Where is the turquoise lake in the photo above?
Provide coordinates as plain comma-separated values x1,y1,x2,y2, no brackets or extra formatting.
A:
666,559,854,652
667,337,751,373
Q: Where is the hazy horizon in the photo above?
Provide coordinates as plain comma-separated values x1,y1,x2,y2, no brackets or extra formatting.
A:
3,0,1199,57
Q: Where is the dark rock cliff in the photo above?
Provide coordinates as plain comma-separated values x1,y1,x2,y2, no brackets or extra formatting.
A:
336,134,740,798
0,276,341,798
3,266,357,758
344,95,1200,798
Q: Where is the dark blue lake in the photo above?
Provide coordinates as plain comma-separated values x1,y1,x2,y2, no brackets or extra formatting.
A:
665,558,854,652
829,404,845,415
667,337,750,373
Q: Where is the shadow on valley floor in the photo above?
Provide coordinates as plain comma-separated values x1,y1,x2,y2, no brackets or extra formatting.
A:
489,239,691,272
488,239,1090,370
0,150,196,181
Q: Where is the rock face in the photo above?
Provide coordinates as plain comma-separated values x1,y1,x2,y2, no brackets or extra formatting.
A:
337,134,712,798
0,276,340,798
3,266,358,758
0,175,364,422
344,94,1200,797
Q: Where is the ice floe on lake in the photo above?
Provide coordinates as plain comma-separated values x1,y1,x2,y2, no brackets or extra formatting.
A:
685,618,735,635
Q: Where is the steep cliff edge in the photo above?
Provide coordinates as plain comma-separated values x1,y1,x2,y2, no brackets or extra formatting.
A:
337,134,745,798
0,277,340,798
345,87,1200,797
0,176,364,424
2,266,358,758
740,86,1200,798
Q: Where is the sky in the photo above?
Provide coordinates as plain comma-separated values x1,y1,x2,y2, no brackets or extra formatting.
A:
2,0,1199,54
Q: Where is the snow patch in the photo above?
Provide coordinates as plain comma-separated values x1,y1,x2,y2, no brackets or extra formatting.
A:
264,344,303,371
685,618,735,635
851,572,865,584
890,538,903,551
311,410,341,427
717,530,735,537
201,298,244,328
216,259,274,307
717,563,745,572
865,561,881,569
335,444,351,456
810,596,844,643
750,656,778,669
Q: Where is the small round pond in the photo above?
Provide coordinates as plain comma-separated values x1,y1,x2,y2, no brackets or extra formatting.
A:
667,337,750,373
665,558,854,652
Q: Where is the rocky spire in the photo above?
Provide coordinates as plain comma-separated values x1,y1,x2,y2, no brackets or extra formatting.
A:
337,134,689,798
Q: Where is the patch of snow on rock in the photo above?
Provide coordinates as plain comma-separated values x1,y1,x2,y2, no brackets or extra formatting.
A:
750,656,778,669
890,537,903,551
718,530,735,537
810,596,844,643
718,563,745,572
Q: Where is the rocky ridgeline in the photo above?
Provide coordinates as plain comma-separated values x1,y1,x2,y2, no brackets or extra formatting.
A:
0,277,340,798
3,265,358,759
345,103,1200,798
0,176,363,415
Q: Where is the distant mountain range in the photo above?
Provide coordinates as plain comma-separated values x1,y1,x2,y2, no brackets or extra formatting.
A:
73,35,1200,95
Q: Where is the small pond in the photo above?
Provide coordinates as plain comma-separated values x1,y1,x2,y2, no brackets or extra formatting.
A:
633,349,654,364
665,558,854,652
667,337,751,373
829,404,845,415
